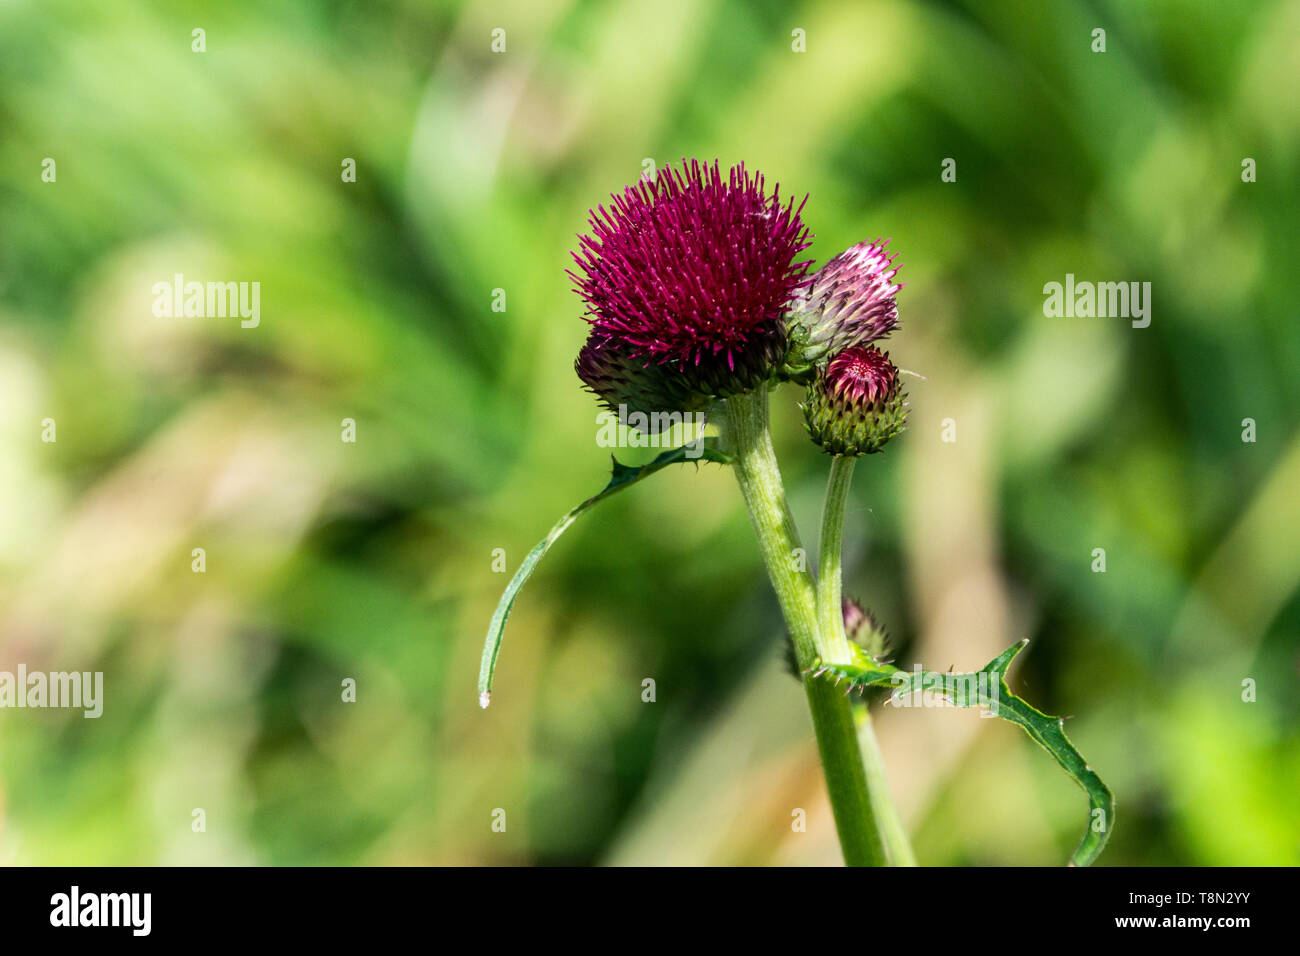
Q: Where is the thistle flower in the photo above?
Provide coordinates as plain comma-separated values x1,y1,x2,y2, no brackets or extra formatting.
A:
571,159,813,404
784,240,901,380
804,345,908,456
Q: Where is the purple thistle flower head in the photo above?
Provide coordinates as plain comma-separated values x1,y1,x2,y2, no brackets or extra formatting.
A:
804,345,908,457
784,240,901,378
571,159,813,402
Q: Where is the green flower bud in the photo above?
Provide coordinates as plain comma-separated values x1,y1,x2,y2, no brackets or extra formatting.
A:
804,346,907,456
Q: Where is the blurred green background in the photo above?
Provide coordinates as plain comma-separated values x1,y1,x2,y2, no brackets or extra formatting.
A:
1,0,1298,865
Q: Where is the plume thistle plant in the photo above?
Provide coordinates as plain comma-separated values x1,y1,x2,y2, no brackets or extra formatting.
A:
480,159,1113,867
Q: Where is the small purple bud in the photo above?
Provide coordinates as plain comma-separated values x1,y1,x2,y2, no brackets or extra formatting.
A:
842,597,890,660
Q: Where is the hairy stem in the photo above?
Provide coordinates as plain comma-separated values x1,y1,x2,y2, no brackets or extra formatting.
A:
818,455,917,866
719,389,885,866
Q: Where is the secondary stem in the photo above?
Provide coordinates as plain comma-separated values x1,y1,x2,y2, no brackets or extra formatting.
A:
854,707,917,865
818,455,917,866
720,388,886,866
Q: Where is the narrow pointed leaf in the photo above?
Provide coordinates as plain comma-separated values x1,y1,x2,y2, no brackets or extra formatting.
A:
478,439,730,708
810,640,1113,866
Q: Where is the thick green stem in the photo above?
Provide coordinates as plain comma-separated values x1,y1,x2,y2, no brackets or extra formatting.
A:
818,455,917,866
720,389,885,866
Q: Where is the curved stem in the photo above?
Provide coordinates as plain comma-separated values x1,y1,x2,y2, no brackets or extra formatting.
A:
818,455,918,866
720,389,885,866
816,457,856,662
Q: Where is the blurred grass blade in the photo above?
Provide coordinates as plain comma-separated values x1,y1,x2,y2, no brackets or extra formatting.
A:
478,439,730,708
811,640,1114,866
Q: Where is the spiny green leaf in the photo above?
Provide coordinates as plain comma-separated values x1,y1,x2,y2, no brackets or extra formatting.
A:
477,439,730,708
810,640,1114,866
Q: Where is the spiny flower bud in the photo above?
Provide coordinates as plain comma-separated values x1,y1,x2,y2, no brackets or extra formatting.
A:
783,240,901,380
575,337,709,430
570,159,813,403
804,345,907,456
843,597,890,661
